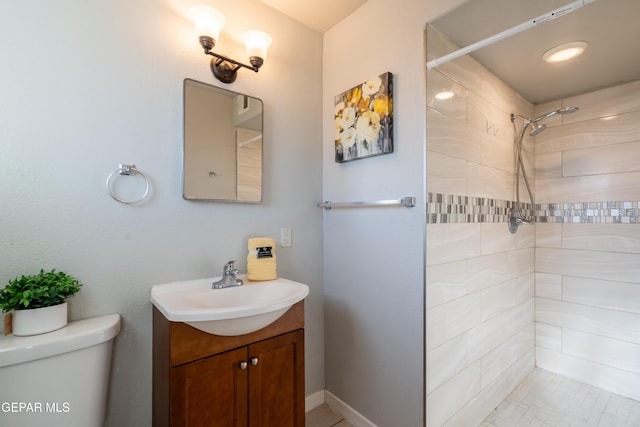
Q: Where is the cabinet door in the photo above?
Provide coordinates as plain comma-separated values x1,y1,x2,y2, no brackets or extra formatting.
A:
171,347,248,427
248,330,305,427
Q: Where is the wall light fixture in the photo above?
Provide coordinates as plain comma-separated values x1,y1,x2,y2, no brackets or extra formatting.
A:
189,5,272,83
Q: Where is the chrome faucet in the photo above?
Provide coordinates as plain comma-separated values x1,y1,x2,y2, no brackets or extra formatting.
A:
212,260,243,289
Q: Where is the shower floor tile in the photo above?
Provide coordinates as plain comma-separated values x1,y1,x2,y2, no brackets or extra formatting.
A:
482,368,640,426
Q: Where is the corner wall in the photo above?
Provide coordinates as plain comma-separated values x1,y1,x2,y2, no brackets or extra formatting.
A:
534,80,640,401
425,25,535,426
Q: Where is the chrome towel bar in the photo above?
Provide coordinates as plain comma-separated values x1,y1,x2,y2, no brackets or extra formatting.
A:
317,196,415,210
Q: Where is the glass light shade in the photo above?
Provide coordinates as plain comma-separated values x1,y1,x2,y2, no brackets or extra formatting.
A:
190,5,226,42
242,30,272,60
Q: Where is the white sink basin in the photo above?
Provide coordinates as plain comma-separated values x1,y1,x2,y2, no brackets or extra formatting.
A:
150,276,309,336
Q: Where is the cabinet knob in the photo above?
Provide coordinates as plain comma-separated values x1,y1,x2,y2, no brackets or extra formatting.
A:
239,361,248,370
250,357,259,366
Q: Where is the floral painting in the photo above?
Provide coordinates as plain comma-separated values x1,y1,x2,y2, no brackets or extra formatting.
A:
334,72,393,163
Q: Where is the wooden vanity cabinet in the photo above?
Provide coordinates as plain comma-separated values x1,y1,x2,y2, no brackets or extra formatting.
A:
153,301,305,427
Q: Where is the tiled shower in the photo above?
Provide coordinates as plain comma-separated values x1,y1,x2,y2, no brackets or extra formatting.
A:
425,25,640,426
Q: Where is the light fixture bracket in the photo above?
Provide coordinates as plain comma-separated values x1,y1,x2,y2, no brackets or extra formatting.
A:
198,36,261,84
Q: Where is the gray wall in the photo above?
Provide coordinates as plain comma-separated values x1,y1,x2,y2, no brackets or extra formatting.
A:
0,1,323,425
322,0,468,425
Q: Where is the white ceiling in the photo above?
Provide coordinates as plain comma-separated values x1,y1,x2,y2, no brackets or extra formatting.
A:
430,0,640,104
259,0,369,33
260,0,640,104
263,0,640,105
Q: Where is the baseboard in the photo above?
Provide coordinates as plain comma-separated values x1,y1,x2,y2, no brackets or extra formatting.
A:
305,390,325,412
324,390,377,427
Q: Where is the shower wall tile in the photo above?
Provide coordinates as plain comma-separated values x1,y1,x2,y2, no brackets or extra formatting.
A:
563,276,640,314
535,297,640,344
426,25,536,427
535,322,561,351
442,349,534,427
481,336,518,389
563,140,640,177
507,299,534,337
467,163,513,201
536,171,640,203
427,70,467,122
427,151,467,195
427,108,482,163
506,248,534,278
481,279,517,321
467,92,512,143
534,273,562,300
536,347,640,401
562,223,640,253
426,223,480,266
425,24,457,61
426,27,532,123
563,328,640,374
562,80,640,124
534,152,562,179
507,348,536,392
426,252,511,308
441,369,512,427
533,81,640,402
535,109,640,155
535,223,561,248
516,273,535,304
480,222,517,255
464,318,503,369
536,247,640,283
426,360,482,427
514,322,535,359
516,223,535,249
426,291,483,350
482,132,515,173
426,333,467,394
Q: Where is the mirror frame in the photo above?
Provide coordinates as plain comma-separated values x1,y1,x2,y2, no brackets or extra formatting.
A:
182,78,264,203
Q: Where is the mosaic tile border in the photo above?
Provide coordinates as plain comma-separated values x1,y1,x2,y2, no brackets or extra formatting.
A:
537,202,640,224
427,192,640,224
426,193,532,224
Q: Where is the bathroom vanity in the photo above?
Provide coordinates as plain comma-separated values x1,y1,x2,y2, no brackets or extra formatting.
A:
152,301,305,427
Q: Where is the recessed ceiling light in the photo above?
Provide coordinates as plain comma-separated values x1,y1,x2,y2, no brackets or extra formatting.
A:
542,41,588,63
435,91,454,100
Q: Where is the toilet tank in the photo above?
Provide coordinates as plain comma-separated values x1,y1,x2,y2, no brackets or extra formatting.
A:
0,314,120,427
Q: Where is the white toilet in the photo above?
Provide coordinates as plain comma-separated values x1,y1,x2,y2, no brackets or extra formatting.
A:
0,314,120,427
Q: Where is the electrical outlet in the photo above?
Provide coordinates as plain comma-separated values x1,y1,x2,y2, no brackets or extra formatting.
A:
280,227,292,247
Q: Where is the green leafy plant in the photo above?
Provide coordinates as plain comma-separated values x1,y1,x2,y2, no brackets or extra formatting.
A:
0,269,82,312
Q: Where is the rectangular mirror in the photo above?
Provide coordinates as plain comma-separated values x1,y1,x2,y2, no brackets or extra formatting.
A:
183,79,263,202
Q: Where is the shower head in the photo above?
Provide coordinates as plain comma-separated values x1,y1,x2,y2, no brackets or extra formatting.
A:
528,122,547,136
534,106,579,123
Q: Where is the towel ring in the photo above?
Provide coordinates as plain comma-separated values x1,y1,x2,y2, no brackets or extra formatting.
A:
106,163,150,204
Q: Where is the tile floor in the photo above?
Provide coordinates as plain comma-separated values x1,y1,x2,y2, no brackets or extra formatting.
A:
482,368,640,427
307,368,640,427
306,403,354,427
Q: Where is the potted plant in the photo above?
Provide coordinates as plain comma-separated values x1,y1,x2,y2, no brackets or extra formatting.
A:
0,269,82,336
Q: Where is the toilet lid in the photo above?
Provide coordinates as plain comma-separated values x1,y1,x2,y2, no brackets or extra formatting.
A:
0,314,120,368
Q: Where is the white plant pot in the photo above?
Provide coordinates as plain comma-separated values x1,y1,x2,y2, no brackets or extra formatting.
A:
12,302,68,336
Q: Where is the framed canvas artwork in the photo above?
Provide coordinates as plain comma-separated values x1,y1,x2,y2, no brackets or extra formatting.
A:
334,72,393,163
